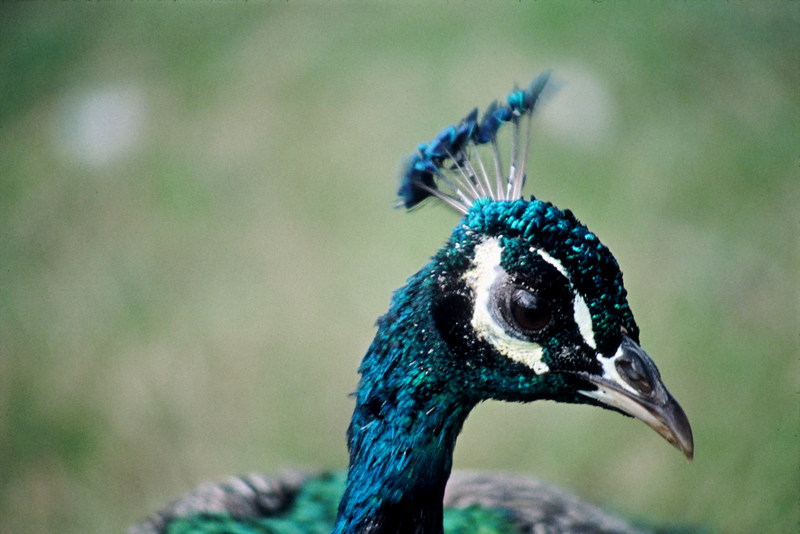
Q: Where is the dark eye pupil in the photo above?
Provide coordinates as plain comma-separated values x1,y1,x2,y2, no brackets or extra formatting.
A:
509,288,551,332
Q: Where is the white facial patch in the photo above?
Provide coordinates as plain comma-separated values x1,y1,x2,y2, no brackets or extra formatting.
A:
463,238,550,374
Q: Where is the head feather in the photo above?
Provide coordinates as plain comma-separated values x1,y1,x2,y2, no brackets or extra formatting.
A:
398,71,553,213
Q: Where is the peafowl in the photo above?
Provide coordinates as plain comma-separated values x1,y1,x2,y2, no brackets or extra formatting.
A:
132,71,694,534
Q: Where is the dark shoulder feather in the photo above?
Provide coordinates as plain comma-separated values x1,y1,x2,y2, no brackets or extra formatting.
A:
129,471,308,534
444,471,652,534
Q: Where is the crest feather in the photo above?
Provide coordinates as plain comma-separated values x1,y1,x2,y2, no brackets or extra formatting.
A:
398,71,553,213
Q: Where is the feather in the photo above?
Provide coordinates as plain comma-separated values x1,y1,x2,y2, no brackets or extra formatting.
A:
130,471,655,534
397,70,553,212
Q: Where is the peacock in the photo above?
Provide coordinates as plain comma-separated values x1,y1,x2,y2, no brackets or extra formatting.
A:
131,71,694,534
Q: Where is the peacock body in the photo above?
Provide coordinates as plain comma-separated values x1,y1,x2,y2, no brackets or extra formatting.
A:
132,72,693,534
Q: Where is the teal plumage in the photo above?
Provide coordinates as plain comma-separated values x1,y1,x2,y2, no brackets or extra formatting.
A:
135,472,649,534
131,73,693,534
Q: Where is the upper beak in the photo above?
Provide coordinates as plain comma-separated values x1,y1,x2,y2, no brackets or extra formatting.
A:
575,335,694,460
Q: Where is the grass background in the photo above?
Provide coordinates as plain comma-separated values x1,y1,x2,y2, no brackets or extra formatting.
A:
1,2,797,533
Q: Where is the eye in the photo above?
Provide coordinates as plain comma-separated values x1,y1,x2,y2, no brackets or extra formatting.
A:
493,283,553,338
508,288,551,332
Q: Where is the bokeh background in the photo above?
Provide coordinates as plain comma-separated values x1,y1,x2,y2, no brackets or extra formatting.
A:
1,2,797,533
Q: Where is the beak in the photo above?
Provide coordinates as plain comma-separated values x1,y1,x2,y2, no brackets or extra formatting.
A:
575,335,694,460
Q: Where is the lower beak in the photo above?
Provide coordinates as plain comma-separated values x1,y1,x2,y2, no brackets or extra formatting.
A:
576,335,694,460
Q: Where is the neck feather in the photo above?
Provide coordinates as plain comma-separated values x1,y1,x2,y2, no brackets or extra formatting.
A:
333,268,475,534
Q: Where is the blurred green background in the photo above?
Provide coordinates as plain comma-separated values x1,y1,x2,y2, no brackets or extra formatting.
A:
1,2,797,533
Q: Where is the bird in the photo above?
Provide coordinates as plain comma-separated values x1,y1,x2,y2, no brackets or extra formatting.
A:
131,71,694,534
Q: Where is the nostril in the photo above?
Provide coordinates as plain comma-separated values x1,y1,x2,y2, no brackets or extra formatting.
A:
616,358,653,396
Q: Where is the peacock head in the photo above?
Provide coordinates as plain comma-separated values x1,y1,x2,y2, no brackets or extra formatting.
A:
396,72,693,459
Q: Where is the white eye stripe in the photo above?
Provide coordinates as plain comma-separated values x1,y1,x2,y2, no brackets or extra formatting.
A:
572,294,597,349
531,248,596,350
532,248,569,278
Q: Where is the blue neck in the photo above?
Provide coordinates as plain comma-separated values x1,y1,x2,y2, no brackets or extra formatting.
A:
333,384,474,533
333,266,476,534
